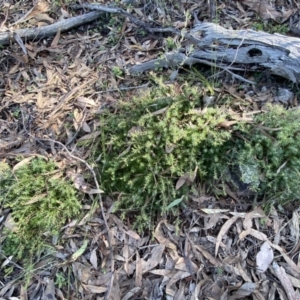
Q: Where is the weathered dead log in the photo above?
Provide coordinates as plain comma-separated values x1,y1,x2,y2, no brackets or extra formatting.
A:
129,22,300,83
0,11,103,46
2,3,300,84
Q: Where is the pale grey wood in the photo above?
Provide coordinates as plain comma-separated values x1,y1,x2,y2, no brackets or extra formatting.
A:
129,22,300,83
0,11,103,46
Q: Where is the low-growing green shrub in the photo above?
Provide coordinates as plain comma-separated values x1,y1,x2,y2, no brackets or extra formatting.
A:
94,80,300,229
0,158,81,260
94,80,235,229
80,72,300,230
235,104,300,204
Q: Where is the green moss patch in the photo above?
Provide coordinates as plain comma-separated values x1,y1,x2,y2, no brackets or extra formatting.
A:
89,80,300,230
0,158,81,259
92,81,237,229
236,104,300,203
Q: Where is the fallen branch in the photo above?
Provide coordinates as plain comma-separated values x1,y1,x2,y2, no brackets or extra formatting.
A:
0,11,104,46
3,3,300,83
129,22,300,83
71,4,300,83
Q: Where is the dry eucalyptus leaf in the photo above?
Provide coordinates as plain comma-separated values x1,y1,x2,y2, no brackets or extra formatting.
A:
77,131,101,141
141,244,165,274
175,167,198,190
242,0,282,21
272,261,299,300
175,175,187,190
42,278,55,300
215,215,240,256
230,282,257,299
13,0,49,25
89,248,98,269
165,143,175,153
4,214,17,232
1,255,13,268
82,121,91,133
256,241,274,273
12,156,35,171
82,284,107,294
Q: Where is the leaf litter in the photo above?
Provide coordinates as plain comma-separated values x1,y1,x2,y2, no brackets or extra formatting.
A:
1,0,300,299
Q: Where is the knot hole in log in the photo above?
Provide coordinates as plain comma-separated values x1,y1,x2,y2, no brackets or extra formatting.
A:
247,48,263,57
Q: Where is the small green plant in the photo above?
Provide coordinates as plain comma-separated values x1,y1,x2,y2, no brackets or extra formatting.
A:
136,28,147,37
11,108,21,118
165,36,177,51
0,158,81,260
55,271,68,289
252,20,289,35
112,66,123,78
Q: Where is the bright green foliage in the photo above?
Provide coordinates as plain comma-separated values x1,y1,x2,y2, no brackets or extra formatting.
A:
89,79,300,230
0,161,11,181
0,158,81,259
96,80,234,229
236,104,300,203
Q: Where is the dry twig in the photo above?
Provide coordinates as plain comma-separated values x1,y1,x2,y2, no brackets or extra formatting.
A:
0,11,104,45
